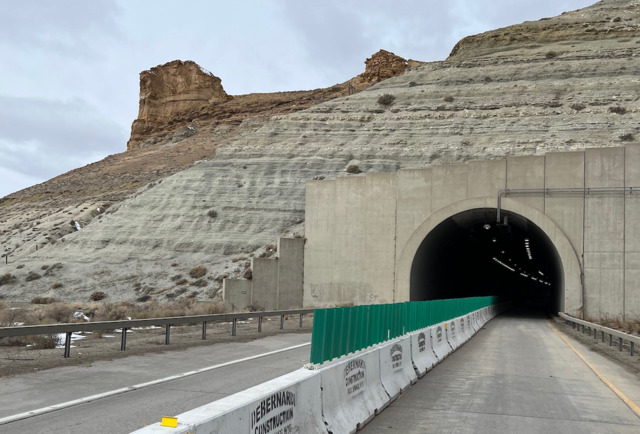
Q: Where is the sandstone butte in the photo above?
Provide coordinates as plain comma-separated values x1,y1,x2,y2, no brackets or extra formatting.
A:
1,0,639,304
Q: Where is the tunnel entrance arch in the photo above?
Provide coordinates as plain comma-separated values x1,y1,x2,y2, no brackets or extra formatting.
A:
395,198,583,314
410,208,562,311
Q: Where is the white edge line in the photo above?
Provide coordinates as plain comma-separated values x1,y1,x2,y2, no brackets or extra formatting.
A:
0,341,310,426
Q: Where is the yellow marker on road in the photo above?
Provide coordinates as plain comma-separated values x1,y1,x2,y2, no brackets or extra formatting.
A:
161,416,178,428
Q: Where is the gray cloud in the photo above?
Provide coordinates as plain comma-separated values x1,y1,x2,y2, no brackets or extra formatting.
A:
0,96,126,190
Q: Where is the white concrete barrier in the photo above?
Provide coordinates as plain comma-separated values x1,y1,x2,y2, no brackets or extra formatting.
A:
470,310,480,332
319,347,389,434
445,318,464,350
131,368,323,433
431,321,452,361
460,315,474,342
410,327,439,377
379,336,417,401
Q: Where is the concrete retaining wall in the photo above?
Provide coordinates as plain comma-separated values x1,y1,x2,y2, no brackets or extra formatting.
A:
223,237,304,311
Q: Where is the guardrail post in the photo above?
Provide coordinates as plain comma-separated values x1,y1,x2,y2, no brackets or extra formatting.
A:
165,325,171,345
619,337,623,351
572,322,576,329
610,334,613,346
121,328,128,351
601,331,605,342
258,316,262,332
232,319,237,336
202,321,207,340
280,315,284,330
631,342,635,356
299,313,303,328
64,332,72,358
594,328,597,339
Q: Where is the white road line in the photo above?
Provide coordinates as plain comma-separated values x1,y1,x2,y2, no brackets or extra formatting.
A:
0,341,310,426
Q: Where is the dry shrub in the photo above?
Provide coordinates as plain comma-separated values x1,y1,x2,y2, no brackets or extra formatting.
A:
377,93,395,106
41,303,75,323
443,95,454,102
207,209,218,219
90,291,106,301
27,334,60,349
52,282,63,289
176,278,188,286
0,273,17,286
190,279,208,287
189,266,207,279
243,268,253,280
609,106,627,115
346,164,362,174
31,296,59,304
25,271,42,282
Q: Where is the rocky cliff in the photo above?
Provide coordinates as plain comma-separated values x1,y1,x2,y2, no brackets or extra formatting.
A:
2,0,639,304
128,60,232,150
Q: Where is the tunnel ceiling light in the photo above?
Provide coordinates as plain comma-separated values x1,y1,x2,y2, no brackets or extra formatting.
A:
492,238,497,243
538,271,544,276
493,257,515,272
483,224,491,230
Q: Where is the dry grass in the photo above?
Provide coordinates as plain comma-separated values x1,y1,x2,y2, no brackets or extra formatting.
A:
0,300,226,331
594,316,640,333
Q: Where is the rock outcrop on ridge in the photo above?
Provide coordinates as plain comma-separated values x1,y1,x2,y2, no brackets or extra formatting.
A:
1,0,639,305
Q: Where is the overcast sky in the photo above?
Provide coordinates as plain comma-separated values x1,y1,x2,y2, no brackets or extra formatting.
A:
0,0,595,198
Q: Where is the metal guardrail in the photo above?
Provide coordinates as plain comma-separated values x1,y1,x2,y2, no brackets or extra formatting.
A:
0,308,314,358
559,312,640,356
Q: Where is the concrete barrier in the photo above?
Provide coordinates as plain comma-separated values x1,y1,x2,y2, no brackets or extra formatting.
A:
410,327,438,377
458,316,470,343
445,318,464,350
379,336,417,401
431,321,452,361
319,347,389,434
132,368,323,433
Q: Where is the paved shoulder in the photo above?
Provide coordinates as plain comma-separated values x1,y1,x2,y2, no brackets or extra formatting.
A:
362,313,640,433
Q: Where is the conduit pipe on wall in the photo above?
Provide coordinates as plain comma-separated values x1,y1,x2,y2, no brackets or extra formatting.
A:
496,187,640,223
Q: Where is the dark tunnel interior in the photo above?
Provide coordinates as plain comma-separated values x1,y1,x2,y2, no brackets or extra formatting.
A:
410,208,563,313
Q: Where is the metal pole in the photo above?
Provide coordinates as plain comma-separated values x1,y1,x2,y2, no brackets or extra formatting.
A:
280,315,284,330
165,325,171,345
299,313,303,328
258,316,262,333
610,334,613,346
594,328,597,339
232,319,237,336
619,337,623,351
121,328,127,351
202,321,207,340
631,342,635,357
64,332,72,358
601,331,605,342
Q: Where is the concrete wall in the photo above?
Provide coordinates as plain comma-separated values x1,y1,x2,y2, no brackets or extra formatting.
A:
278,237,304,309
223,237,305,311
303,145,640,320
222,279,252,312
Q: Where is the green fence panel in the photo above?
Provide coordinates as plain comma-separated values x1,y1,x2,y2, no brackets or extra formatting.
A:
310,296,503,364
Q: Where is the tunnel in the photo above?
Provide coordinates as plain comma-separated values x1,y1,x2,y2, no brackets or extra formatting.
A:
410,208,563,313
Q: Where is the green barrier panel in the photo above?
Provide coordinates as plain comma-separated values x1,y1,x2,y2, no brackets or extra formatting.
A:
310,296,503,364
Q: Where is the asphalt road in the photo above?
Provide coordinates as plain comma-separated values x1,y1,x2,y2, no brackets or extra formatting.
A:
0,333,311,433
361,311,640,433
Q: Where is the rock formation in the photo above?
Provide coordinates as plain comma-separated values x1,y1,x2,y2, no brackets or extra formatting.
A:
127,60,232,149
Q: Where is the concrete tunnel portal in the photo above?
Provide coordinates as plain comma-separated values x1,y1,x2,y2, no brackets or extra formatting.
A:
410,208,563,312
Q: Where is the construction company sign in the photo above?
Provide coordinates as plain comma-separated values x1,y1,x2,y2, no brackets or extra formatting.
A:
250,390,296,434
391,343,403,371
344,358,366,397
418,332,426,352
